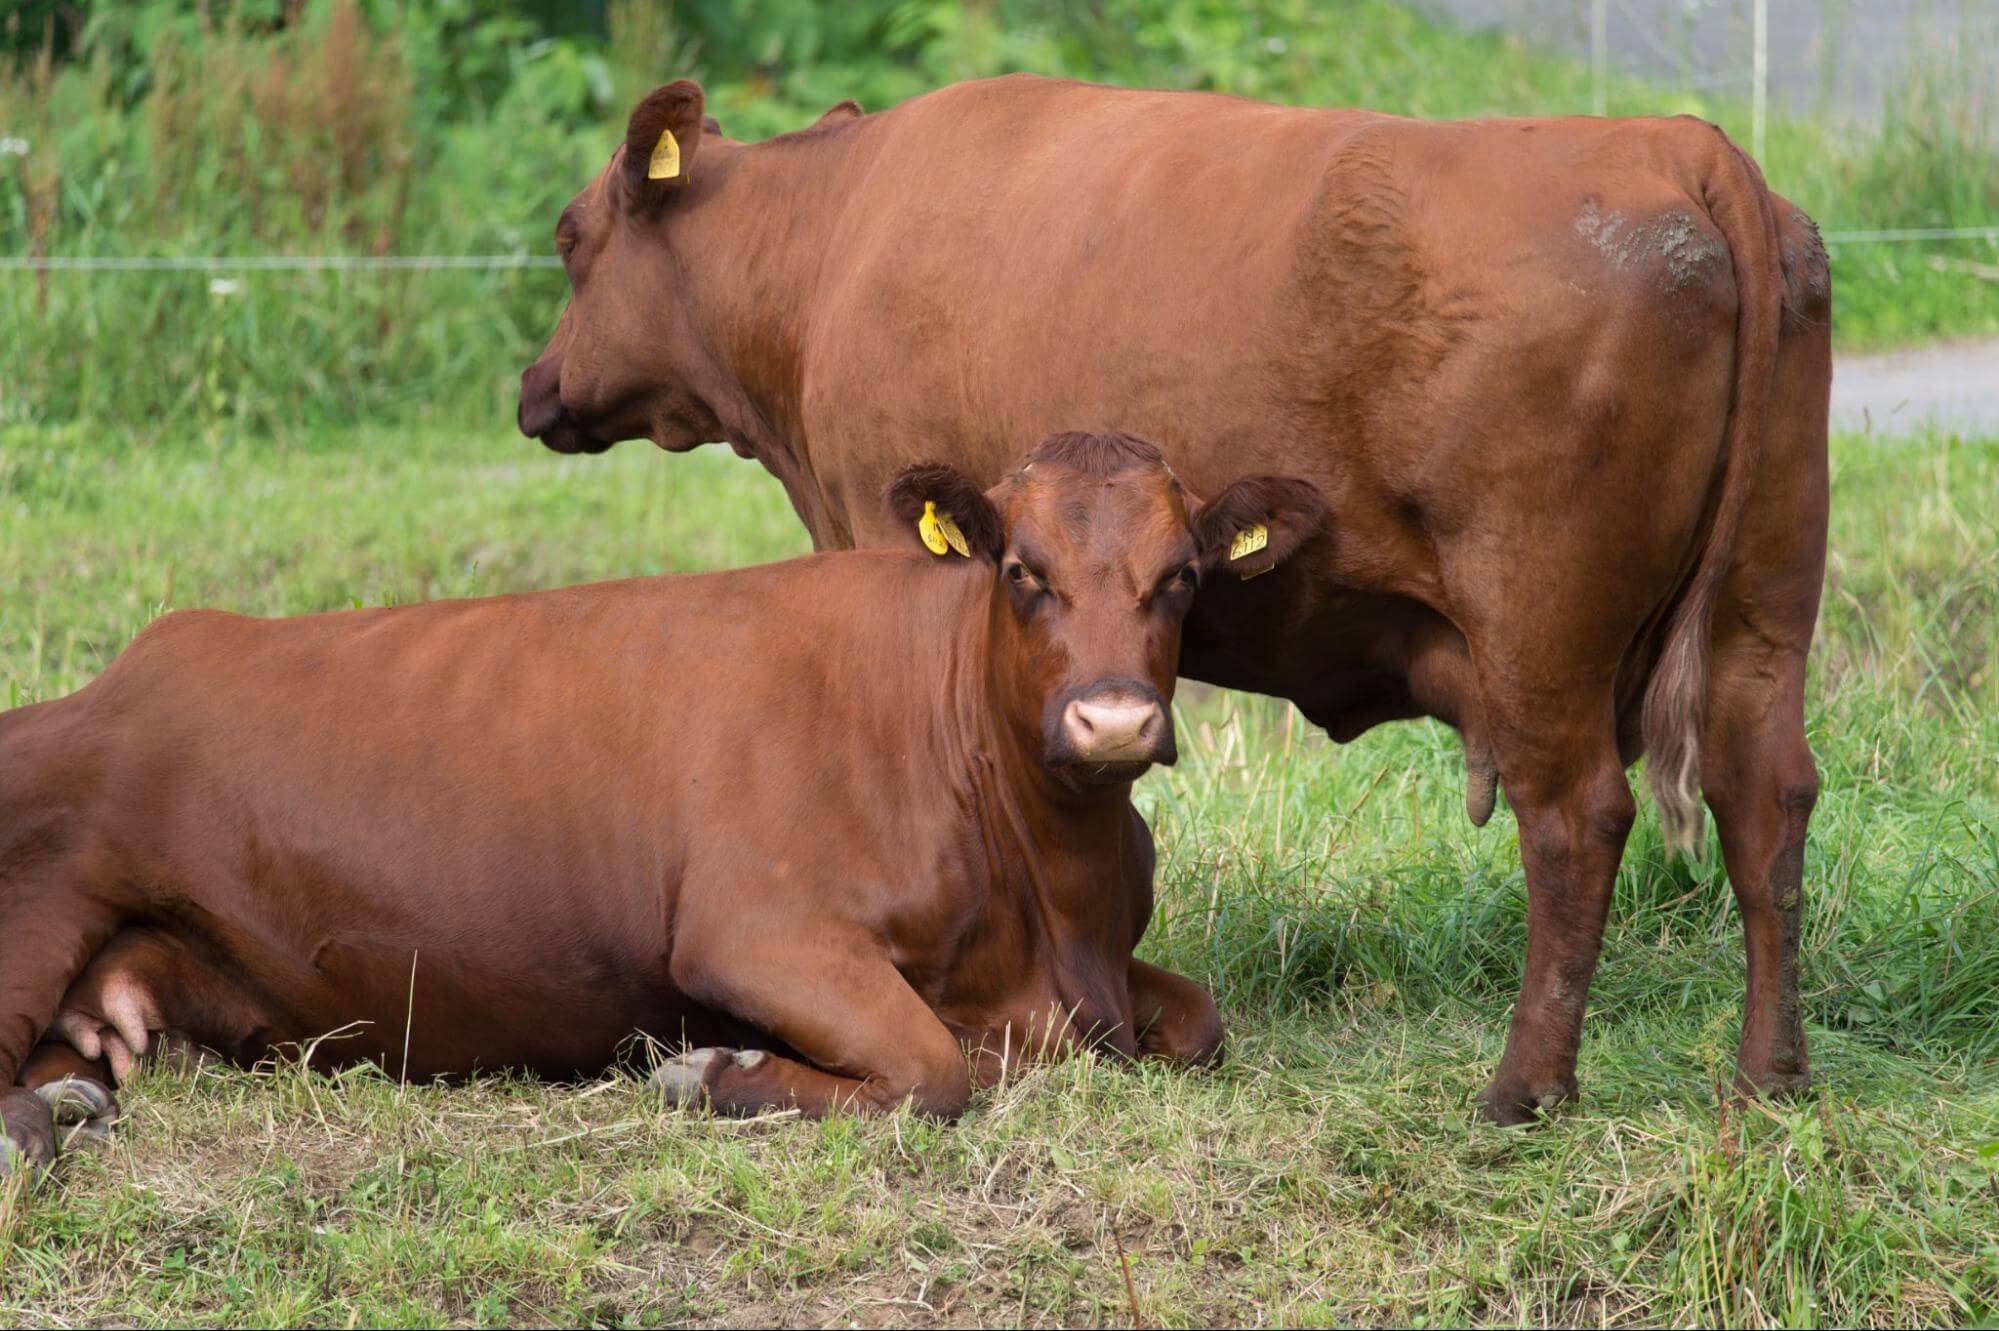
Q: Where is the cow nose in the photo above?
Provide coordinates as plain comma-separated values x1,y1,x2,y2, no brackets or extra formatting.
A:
1061,694,1168,764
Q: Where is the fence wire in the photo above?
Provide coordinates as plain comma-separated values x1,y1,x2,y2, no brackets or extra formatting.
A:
2,221,1995,275
0,255,562,272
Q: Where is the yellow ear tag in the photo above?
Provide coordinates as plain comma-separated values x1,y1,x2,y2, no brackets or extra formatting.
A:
1228,523,1269,561
646,127,681,181
919,500,969,557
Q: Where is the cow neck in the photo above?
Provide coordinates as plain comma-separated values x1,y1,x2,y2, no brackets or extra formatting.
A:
941,577,1139,950
679,138,863,536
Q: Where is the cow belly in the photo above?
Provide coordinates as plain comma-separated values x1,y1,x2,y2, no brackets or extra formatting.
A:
48,924,736,1083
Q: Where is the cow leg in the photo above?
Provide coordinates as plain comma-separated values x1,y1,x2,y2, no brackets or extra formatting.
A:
1128,959,1225,1066
1699,283,1827,1099
1703,642,1817,1098
0,890,120,1178
1476,685,1636,1125
656,934,971,1120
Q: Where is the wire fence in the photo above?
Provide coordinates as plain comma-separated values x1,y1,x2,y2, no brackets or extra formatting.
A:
0,255,561,271
6,0,1995,277
4,221,1995,275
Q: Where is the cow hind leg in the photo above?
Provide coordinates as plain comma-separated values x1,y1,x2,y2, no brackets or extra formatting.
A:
1476,683,1637,1125
1703,642,1817,1097
0,875,120,1179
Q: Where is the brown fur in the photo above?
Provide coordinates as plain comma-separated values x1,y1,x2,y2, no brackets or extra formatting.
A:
517,76,1832,1121
0,441,1321,1169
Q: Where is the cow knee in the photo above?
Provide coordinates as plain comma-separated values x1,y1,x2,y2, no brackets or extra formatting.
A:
890,1054,972,1121
1168,1007,1226,1069
1139,987,1226,1068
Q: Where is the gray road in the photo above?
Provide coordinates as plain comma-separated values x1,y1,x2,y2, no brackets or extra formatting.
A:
1833,338,1999,436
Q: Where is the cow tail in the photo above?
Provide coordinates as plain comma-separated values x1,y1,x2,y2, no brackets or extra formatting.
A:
1640,128,1783,858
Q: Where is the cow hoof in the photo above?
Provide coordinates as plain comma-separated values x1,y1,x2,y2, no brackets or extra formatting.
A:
36,1077,119,1150
0,1089,58,1184
36,1076,114,1122
1734,1064,1811,1100
1479,1079,1575,1127
652,1047,729,1107
652,1047,773,1108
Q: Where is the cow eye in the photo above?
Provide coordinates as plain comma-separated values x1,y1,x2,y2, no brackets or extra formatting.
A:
1005,562,1030,584
1164,562,1200,594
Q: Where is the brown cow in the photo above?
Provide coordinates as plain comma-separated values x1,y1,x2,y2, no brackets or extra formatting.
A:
0,433,1324,1178
518,75,1833,1123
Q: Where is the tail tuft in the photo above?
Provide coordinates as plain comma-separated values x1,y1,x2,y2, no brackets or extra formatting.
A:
1640,598,1710,856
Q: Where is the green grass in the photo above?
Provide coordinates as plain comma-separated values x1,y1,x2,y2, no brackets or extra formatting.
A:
2,421,1995,1326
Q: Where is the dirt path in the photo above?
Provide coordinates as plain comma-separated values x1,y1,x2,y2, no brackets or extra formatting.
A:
1834,338,1999,437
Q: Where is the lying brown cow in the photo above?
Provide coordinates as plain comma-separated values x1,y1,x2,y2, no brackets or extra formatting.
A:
519,75,1832,1122
0,432,1323,1177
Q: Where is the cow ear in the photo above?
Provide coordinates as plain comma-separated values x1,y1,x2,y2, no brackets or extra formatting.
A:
622,81,705,203
885,464,1004,563
1190,475,1327,579
813,99,863,128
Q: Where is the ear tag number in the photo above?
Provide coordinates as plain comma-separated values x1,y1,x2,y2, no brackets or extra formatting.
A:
647,128,681,180
919,500,969,558
1228,523,1269,561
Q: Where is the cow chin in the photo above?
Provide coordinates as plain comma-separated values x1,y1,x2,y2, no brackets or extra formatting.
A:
533,415,618,455
1052,754,1167,788
518,382,619,454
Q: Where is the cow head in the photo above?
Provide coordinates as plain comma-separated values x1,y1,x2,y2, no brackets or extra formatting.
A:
888,433,1326,792
518,80,728,455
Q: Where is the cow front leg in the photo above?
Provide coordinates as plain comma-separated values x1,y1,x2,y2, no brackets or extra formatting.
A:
1128,959,1224,1066
657,929,971,1120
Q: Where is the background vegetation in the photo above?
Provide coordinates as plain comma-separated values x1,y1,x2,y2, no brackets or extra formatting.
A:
4,0,1999,436
5,2,1998,1326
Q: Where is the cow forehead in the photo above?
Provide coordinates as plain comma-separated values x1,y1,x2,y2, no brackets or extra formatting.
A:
1009,465,1191,559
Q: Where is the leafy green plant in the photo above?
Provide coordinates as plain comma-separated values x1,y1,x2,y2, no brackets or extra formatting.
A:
2,1,1995,427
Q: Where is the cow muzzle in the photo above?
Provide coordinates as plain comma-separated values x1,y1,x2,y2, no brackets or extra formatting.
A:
1048,681,1175,782
518,360,614,455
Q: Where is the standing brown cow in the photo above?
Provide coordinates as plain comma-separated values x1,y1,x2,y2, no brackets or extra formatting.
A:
518,75,1832,1123
0,433,1323,1178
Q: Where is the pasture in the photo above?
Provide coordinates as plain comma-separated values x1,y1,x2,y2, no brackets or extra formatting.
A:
2,419,1994,1327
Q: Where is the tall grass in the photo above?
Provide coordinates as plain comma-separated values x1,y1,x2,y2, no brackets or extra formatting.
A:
0,1,586,432
4,0,1998,439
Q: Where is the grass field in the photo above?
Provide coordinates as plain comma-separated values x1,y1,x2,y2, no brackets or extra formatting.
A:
1,420,1995,1327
